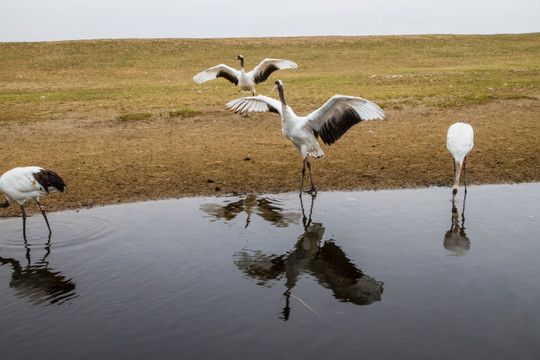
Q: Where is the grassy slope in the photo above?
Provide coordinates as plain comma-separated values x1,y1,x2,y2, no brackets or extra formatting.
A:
1,34,538,122
0,34,538,213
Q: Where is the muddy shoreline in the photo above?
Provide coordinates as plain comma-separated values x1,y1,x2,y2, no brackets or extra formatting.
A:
0,98,538,216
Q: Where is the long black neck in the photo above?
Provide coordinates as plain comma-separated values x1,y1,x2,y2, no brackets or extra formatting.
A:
277,85,287,107
238,57,244,69
34,169,66,193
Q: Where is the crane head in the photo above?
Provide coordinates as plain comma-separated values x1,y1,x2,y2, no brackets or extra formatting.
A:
272,80,283,93
235,55,245,68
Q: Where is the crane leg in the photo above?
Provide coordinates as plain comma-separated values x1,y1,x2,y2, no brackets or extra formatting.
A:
463,156,467,193
306,160,316,194
300,160,306,197
36,200,52,234
20,205,27,240
299,158,317,197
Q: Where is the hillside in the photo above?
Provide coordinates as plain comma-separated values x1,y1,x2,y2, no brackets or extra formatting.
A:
0,34,538,212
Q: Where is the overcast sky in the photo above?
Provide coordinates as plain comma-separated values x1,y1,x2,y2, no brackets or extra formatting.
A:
1,0,539,42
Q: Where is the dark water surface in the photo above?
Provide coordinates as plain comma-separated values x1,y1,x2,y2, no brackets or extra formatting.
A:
1,184,539,359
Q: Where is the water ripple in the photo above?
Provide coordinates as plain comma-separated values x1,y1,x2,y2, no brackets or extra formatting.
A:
0,210,116,251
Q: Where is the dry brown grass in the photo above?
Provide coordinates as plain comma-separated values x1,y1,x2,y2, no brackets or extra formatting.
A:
0,34,538,214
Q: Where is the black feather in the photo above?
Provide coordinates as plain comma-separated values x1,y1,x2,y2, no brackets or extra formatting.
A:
34,170,66,193
267,103,280,114
317,107,363,145
253,64,279,84
216,70,238,85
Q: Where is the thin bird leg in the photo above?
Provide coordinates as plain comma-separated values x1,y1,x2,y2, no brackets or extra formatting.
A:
20,204,27,240
451,159,456,201
36,200,52,234
299,159,307,197
306,159,317,194
463,156,467,193
300,194,315,230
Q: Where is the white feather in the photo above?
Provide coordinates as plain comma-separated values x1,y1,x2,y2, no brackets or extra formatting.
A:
193,64,239,84
226,96,282,115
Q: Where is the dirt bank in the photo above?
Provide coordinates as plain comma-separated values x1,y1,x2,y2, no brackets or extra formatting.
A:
0,98,538,215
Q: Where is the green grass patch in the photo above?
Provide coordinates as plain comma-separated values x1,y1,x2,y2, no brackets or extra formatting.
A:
118,112,152,121
432,93,536,108
1,34,538,121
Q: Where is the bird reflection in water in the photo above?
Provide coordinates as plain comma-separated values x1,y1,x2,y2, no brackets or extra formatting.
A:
0,236,77,305
234,195,384,321
200,194,300,228
444,195,471,255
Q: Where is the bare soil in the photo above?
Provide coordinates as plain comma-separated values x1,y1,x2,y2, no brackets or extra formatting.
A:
0,98,538,216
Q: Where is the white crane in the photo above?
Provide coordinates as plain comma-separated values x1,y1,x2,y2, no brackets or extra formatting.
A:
193,55,298,96
226,80,386,196
446,121,474,200
0,166,67,238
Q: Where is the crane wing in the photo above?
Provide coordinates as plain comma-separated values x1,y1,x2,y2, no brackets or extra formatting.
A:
193,64,240,85
306,95,386,145
226,96,282,115
0,166,45,196
248,59,298,84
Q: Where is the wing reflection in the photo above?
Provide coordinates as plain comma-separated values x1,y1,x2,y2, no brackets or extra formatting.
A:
234,195,384,320
200,194,300,228
444,196,471,255
0,237,77,305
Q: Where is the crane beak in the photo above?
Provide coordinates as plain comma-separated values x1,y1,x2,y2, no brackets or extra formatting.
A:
271,84,278,93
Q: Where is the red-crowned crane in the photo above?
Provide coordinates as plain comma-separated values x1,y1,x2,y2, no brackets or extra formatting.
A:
446,121,474,200
193,55,298,96
226,80,386,196
0,166,67,239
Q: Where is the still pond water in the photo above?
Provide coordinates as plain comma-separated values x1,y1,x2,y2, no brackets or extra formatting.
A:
0,183,539,359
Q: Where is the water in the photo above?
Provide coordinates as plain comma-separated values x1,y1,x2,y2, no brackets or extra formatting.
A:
0,184,539,359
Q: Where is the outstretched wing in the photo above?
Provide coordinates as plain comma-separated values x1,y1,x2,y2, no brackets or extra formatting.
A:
226,96,282,115
306,95,386,145
247,59,298,84
193,64,240,85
